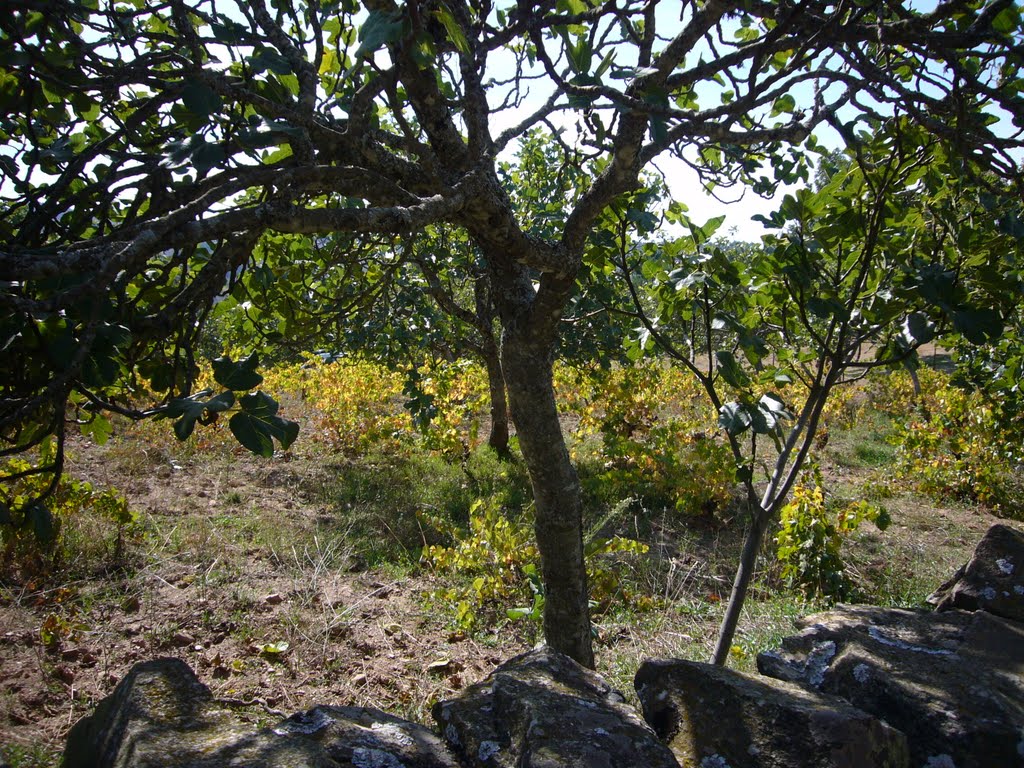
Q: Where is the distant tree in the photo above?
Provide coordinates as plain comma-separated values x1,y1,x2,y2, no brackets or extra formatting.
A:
2,0,1021,665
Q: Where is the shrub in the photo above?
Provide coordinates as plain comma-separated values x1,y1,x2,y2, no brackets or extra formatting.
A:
420,497,651,632
557,363,735,520
775,466,890,601
1,441,141,583
892,390,1023,513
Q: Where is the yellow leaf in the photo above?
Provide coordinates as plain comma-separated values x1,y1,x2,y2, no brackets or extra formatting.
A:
319,49,338,75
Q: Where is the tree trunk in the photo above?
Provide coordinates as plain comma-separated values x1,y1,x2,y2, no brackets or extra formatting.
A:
711,506,772,665
501,325,594,668
480,336,510,457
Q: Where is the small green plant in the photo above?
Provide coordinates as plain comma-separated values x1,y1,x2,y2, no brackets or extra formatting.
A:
1,441,141,582
0,743,60,768
420,497,651,631
420,498,538,630
775,467,890,601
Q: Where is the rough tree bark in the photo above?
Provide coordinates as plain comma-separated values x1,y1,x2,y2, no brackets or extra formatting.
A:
480,337,510,457
500,296,593,668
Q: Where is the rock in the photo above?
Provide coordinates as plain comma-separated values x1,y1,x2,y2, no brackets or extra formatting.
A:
634,658,908,768
433,646,679,768
63,658,284,768
169,630,195,647
279,705,461,767
63,658,460,767
757,605,1024,768
928,523,1024,622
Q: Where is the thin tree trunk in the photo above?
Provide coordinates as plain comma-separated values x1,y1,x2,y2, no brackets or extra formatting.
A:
711,507,772,665
502,326,594,667
481,336,510,457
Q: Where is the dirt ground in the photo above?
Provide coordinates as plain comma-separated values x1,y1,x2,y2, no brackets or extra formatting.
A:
0,429,1009,765
1,439,535,763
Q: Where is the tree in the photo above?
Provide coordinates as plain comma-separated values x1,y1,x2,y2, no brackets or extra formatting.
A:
2,0,1021,666
623,118,1023,663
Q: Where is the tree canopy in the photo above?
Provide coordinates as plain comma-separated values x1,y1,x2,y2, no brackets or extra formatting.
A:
2,0,1022,665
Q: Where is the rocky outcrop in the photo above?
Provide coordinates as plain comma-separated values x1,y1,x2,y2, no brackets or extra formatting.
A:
65,650,673,768
928,522,1024,622
756,605,1024,768
63,658,460,768
635,658,908,768
432,646,679,767
63,658,266,768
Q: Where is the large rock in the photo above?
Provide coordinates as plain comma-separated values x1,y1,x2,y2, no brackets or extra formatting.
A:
928,523,1024,623
63,658,460,768
63,658,274,768
634,658,908,768
432,646,679,768
757,605,1024,768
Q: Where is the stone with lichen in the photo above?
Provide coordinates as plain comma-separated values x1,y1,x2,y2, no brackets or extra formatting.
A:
635,658,908,768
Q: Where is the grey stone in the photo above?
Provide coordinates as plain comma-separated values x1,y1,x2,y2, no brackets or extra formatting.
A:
62,658,287,768
278,705,461,767
757,605,1024,768
928,523,1024,623
63,658,460,768
433,646,679,768
634,658,908,768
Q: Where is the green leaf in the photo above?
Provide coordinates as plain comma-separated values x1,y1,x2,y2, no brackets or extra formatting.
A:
211,18,247,43
649,116,669,144
770,94,796,117
166,391,235,441
181,79,222,119
901,312,936,347
718,402,752,436
690,215,726,246
191,140,225,174
916,264,958,312
28,502,57,544
357,9,405,58
80,413,113,445
434,5,470,55
567,73,601,107
752,393,792,434
229,391,299,456
213,354,263,390
953,308,1003,344
230,412,274,456
715,350,751,389
991,5,1021,34
249,48,293,76
806,296,844,319
759,392,792,419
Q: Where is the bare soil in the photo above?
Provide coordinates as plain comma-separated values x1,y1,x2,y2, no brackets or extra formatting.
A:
1,437,532,763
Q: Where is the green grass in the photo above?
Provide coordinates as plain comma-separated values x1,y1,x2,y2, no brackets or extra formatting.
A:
824,410,898,470
0,743,60,768
321,447,532,565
